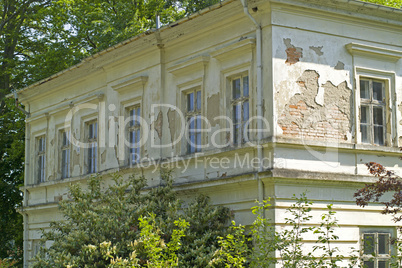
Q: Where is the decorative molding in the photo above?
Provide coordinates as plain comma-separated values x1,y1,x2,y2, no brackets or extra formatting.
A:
168,55,210,76
211,38,255,62
346,43,402,62
111,75,148,93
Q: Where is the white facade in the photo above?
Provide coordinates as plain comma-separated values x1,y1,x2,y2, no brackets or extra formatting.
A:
15,0,402,266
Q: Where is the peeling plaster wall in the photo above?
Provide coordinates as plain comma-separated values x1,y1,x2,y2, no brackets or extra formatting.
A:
271,5,402,176
17,0,402,265
278,70,352,142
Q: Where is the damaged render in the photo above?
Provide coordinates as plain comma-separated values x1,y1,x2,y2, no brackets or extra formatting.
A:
278,70,352,141
284,38,303,65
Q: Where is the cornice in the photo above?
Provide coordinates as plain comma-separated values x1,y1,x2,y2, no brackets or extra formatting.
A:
110,75,148,94
167,55,210,76
211,38,256,62
346,43,402,62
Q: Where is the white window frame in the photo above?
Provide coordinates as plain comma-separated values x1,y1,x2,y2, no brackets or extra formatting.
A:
185,88,202,154
355,68,396,147
60,129,71,179
87,121,98,174
361,230,393,268
37,136,46,183
359,78,387,146
128,105,141,164
230,73,250,145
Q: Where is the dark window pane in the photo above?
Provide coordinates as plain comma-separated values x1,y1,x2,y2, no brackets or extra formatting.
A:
196,116,201,130
93,123,97,139
136,129,141,144
94,143,97,172
378,234,389,254
373,107,383,125
130,109,135,126
189,117,195,131
363,261,374,268
233,104,241,123
89,124,93,138
196,91,201,110
190,134,195,153
378,261,388,268
374,126,384,146
233,78,241,99
361,125,369,143
234,124,241,144
196,133,201,151
136,107,141,125
62,132,67,146
360,80,370,99
360,106,369,124
188,93,194,111
373,81,383,101
243,76,249,97
243,101,249,122
62,151,67,178
130,131,135,144
364,234,375,255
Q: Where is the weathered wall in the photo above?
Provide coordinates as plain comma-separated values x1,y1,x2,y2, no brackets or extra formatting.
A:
17,0,402,266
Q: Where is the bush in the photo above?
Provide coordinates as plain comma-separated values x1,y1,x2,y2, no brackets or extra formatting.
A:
33,171,231,267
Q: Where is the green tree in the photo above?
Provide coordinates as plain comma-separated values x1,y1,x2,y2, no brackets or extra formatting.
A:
361,0,402,8
0,0,221,261
0,99,24,262
212,194,347,268
33,172,231,268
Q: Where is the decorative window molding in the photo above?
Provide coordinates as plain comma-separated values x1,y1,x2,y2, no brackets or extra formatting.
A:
346,43,402,62
211,38,255,62
168,55,210,77
111,75,148,94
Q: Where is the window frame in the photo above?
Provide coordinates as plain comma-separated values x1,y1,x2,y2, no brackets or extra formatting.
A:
127,105,142,165
361,230,393,268
359,78,387,146
229,73,250,145
36,136,46,183
185,88,202,154
355,68,396,147
86,120,98,174
60,129,71,179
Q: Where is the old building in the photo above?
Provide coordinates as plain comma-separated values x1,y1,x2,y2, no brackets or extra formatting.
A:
13,0,402,266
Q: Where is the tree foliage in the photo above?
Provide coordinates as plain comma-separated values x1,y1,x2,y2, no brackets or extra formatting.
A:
33,172,231,268
361,0,402,8
354,162,402,223
0,0,400,263
212,194,355,268
0,99,24,261
0,0,221,261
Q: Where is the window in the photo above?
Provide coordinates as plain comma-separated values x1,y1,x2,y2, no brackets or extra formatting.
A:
128,106,141,164
32,240,42,258
37,136,46,183
186,89,201,153
362,232,391,268
87,121,97,174
231,74,249,144
61,130,71,179
360,78,386,146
